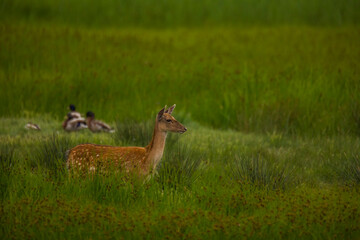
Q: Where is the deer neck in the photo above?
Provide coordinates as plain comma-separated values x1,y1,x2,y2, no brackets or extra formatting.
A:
145,124,167,172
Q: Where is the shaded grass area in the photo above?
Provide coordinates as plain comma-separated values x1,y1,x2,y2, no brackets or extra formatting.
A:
2,187,360,239
1,0,360,27
1,117,360,239
230,154,295,191
1,23,359,136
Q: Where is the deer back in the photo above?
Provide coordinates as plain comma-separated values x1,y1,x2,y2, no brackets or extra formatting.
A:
67,144,149,174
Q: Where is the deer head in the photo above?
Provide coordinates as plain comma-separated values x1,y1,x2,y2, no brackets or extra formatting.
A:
156,104,187,133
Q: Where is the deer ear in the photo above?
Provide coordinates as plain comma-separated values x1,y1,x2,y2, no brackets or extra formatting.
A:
165,104,176,115
157,106,166,120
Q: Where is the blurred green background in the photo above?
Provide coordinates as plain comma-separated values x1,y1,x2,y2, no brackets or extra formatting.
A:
0,0,359,136
2,0,360,27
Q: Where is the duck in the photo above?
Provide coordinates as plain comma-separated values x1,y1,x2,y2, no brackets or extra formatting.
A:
25,122,41,131
86,111,114,133
62,113,87,132
68,104,82,119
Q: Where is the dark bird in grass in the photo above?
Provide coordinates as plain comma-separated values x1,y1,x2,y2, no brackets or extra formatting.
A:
62,113,87,132
68,104,82,119
25,122,41,131
86,111,114,133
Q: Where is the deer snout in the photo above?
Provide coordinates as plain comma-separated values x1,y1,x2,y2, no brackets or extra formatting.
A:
179,126,187,133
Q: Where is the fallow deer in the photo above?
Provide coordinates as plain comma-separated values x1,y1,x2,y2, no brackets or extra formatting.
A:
66,105,187,175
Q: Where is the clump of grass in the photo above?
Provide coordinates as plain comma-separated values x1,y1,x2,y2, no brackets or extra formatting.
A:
0,143,15,199
156,143,204,190
334,154,360,185
351,101,360,135
230,154,294,190
0,143,15,175
114,119,153,146
30,133,72,173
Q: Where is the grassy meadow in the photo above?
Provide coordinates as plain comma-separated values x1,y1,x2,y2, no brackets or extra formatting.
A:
1,119,360,239
1,24,359,136
1,0,360,239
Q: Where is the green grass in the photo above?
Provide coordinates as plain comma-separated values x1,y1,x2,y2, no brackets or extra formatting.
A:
1,0,360,27
1,1,360,238
1,23,359,136
1,117,360,239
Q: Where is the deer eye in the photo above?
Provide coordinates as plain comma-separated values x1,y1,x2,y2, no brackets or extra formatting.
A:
166,119,171,122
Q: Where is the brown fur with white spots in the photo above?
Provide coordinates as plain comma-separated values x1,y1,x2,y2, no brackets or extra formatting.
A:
66,105,187,175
